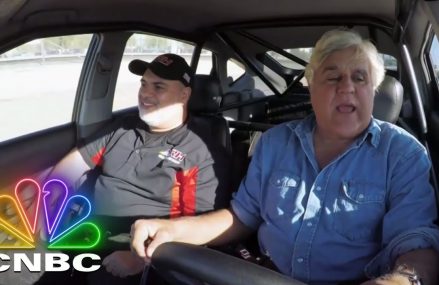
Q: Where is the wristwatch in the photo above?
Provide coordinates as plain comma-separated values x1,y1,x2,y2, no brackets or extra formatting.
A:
394,266,423,285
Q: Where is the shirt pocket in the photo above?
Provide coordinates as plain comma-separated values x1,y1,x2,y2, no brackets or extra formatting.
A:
332,180,386,241
264,170,301,224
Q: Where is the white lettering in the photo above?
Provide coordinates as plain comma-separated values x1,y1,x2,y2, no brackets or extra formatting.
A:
72,253,101,272
0,253,10,272
13,253,41,272
45,253,70,272
0,253,101,272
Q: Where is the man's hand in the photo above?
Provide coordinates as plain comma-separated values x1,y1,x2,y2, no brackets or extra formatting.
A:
360,280,383,285
102,250,145,278
360,274,413,285
130,219,175,262
0,196,33,244
130,209,252,263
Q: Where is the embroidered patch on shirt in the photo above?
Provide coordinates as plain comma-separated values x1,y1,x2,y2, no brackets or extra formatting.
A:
158,148,187,164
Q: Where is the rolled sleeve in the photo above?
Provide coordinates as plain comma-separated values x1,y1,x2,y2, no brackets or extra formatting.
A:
365,146,439,277
365,227,439,276
77,120,120,167
231,193,261,230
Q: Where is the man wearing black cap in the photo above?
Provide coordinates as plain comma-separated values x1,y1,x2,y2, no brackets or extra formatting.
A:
128,54,194,133
35,53,230,284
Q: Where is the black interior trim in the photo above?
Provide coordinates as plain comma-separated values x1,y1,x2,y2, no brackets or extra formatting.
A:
215,16,393,35
256,53,302,85
219,95,272,112
0,124,76,189
228,120,273,131
218,32,282,96
151,242,306,285
240,31,308,66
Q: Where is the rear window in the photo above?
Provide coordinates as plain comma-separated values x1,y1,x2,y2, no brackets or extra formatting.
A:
265,48,398,89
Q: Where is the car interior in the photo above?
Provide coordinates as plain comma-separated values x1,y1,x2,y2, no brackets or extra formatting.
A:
1,0,439,284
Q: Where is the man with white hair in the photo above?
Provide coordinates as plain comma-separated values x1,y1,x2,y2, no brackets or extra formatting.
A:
131,31,439,285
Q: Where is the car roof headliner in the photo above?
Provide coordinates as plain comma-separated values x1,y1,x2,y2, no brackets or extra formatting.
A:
2,0,396,34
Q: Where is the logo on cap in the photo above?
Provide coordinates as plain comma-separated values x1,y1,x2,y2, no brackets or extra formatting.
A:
155,55,174,66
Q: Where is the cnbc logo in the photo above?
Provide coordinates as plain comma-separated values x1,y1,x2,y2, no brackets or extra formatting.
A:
0,178,101,249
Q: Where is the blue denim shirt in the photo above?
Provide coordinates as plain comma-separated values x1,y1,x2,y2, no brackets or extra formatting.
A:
231,115,439,284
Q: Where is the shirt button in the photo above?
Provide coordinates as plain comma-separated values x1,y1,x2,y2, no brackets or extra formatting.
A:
135,150,139,154
358,194,364,200
316,186,322,191
306,222,312,227
297,258,304,263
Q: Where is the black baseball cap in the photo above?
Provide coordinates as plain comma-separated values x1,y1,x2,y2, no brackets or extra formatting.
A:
128,53,193,87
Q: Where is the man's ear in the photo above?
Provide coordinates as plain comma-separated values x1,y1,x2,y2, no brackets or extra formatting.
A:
181,86,191,103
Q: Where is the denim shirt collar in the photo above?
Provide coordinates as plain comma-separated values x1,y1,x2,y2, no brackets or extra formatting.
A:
287,114,381,149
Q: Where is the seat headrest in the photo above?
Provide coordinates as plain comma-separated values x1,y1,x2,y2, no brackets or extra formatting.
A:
188,75,222,113
373,76,403,124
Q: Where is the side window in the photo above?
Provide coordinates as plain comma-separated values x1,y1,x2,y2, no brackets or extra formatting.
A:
0,34,93,142
381,54,398,71
225,57,272,96
196,49,213,75
226,58,245,82
428,35,439,85
265,49,397,89
267,50,308,87
113,34,195,111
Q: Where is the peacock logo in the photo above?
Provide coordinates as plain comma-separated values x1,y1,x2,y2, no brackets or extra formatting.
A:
0,179,101,249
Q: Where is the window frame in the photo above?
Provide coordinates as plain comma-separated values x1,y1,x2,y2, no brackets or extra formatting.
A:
422,27,439,107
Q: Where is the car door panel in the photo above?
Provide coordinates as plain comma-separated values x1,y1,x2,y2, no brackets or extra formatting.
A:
0,124,76,191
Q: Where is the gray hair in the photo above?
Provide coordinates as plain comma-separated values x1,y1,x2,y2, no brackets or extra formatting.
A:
304,29,385,89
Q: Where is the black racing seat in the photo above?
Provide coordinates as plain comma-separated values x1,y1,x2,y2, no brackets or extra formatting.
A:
188,74,233,207
188,74,232,155
372,75,404,124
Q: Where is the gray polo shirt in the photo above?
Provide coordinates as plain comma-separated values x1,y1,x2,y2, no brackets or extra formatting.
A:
78,115,230,218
